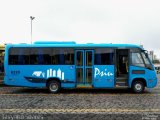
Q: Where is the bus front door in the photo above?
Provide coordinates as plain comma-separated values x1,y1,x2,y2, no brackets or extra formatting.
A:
75,50,94,87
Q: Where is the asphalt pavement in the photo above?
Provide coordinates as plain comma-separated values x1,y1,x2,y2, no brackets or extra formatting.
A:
0,75,160,120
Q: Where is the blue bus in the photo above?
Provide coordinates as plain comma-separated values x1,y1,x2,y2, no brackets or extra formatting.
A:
4,41,157,93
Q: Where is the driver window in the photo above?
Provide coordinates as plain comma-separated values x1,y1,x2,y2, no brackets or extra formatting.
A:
131,52,145,67
141,52,153,70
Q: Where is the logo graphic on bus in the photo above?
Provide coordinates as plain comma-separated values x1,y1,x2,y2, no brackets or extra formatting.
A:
32,68,65,80
32,71,45,77
47,68,64,80
94,68,113,78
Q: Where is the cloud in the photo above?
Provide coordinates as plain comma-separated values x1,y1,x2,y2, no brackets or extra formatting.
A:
0,0,160,57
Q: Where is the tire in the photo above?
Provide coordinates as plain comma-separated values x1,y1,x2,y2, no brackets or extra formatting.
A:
47,80,60,93
132,81,145,93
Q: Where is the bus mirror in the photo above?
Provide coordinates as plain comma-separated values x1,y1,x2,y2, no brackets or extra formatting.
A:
142,50,149,57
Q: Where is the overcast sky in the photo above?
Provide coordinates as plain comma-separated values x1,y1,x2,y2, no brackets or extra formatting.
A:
0,0,160,58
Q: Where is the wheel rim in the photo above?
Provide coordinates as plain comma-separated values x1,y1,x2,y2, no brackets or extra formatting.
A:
135,83,142,91
49,83,58,92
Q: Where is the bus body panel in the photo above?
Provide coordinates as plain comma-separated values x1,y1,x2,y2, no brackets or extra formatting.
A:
4,65,75,88
5,64,116,88
129,66,157,88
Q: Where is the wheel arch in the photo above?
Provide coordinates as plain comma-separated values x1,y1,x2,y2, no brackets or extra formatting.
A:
46,77,61,87
131,78,147,87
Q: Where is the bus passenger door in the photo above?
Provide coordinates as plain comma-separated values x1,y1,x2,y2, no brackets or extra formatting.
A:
75,50,94,87
85,50,94,85
116,49,129,87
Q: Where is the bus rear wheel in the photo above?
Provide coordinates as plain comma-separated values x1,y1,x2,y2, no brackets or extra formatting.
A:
132,81,145,93
47,80,60,93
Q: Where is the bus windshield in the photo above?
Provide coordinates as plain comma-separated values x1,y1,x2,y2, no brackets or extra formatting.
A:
141,50,153,70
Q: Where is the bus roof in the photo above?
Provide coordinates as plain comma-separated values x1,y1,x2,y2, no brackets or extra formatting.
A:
5,41,142,49
34,41,76,44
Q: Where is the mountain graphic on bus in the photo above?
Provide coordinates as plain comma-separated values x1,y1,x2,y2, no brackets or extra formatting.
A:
32,71,45,77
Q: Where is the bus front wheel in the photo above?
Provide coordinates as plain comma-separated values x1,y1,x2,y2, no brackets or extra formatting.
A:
132,81,145,93
47,80,60,93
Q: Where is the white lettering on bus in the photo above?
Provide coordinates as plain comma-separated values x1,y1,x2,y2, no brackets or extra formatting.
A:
94,68,113,78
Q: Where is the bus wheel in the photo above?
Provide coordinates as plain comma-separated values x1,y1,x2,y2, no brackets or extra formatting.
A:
47,80,60,93
132,81,145,93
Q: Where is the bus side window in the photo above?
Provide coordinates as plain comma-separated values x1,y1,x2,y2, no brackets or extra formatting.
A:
52,49,59,65
9,48,29,65
52,48,74,65
30,48,51,65
64,49,74,65
18,48,30,65
30,48,39,64
95,48,114,65
43,49,51,65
